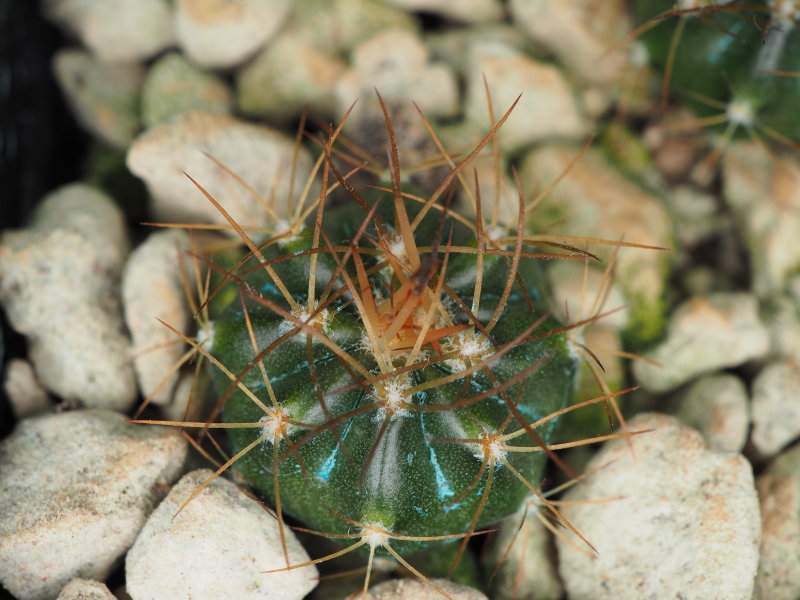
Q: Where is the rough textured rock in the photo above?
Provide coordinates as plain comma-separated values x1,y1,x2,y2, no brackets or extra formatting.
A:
675,374,750,453
754,444,800,600
127,111,314,232
751,360,800,458
634,293,770,392
465,41,588,153
520,145,672,346
0,410,187,600
556,413,760,600
56,579,116,600
0,184,136,410
175,0,292,69
380,0,502,23
142,52,232,128
126,469,317,600
42,0,173,63
723,141,800,297
484,509,563,600
3,358,52,419
357,578,487,599
122,230,190,405
52,49,143,149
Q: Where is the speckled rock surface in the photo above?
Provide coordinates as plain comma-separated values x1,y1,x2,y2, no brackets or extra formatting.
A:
126,469,317,600
56,578,116,600
556,413,760,600
634,293,770,392
0,410,187,600
127,111,314,232
356,578,488,599
122,229,190,406
754,444,800,600
751,360,800,458
0,184,136,410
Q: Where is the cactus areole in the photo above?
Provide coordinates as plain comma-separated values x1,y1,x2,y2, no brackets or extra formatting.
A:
207,153,578,557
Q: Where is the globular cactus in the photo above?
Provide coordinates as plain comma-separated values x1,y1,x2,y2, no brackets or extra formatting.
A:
632,0,800,142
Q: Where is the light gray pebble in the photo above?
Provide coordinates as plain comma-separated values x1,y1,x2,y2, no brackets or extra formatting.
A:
751,360,800,458
355,578,487,599
675,374,750,453
126,469,317,600
57,579,116,600
127,111,314,233
3,358,52,419
0,410,187,600
754,444,800,600
53,49,143,149
0,184,136,410
142,52,232,128
634,292,770,392
556,413,760,600
42,0,173,63
122,230,190,406
175,0,292,69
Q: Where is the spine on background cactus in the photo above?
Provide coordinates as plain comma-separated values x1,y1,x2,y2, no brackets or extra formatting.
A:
632,0,800,139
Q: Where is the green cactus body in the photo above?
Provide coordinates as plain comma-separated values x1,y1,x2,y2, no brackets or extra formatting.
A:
207,191,577,557
633,0,800,138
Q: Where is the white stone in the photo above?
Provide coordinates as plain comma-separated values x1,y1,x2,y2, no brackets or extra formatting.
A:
675,374,750,453
547,260,629,331
123,230,191,406
159,371,206,422
751,360,800,458
0,410,187,600
465,41,588,153
126,469,317,600
510,0,632,86
42,0,173,63
52,49,143,149
356,578,487,599
556,413,760,600
0,184,137,410
379,0,503,23
3,358,52,419
519,145,672,346
175,0,292,69
723,141,800,297
142,52,232,128
634,293,770,392
754,444,800,600
484,508,563,600
127,111,314,232
57,579,116,600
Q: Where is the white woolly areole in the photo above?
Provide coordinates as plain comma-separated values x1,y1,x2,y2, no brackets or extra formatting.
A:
258,411,286,442
361,521,390,548
374,375,411,421
195,322,215,348
279,305,330,336
726,99,754,126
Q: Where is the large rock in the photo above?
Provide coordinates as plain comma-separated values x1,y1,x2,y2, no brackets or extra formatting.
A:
556,413,760,600
356,578,487,599
634,293,770,392
56,579,116,600
126,469,317,600
0,410,187,600
127,111,314,232
0,184,136,410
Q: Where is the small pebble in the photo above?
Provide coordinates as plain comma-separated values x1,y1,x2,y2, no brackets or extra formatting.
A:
122,230,191,406
634,292,770,392
127,111,314,232
42,0,173,63
751,360,800,458
0,410,187,600
465,41,588,153
356,578,487,599
547,260,629,331
674,374,750,453
483,509,563,600
556,413,760,600
3,358,52,419
0,184,136,410
52,49,143,149
126,469,317,600
141,52,232,128
57,579,116,600
175,0,292,69
754,444,800,600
